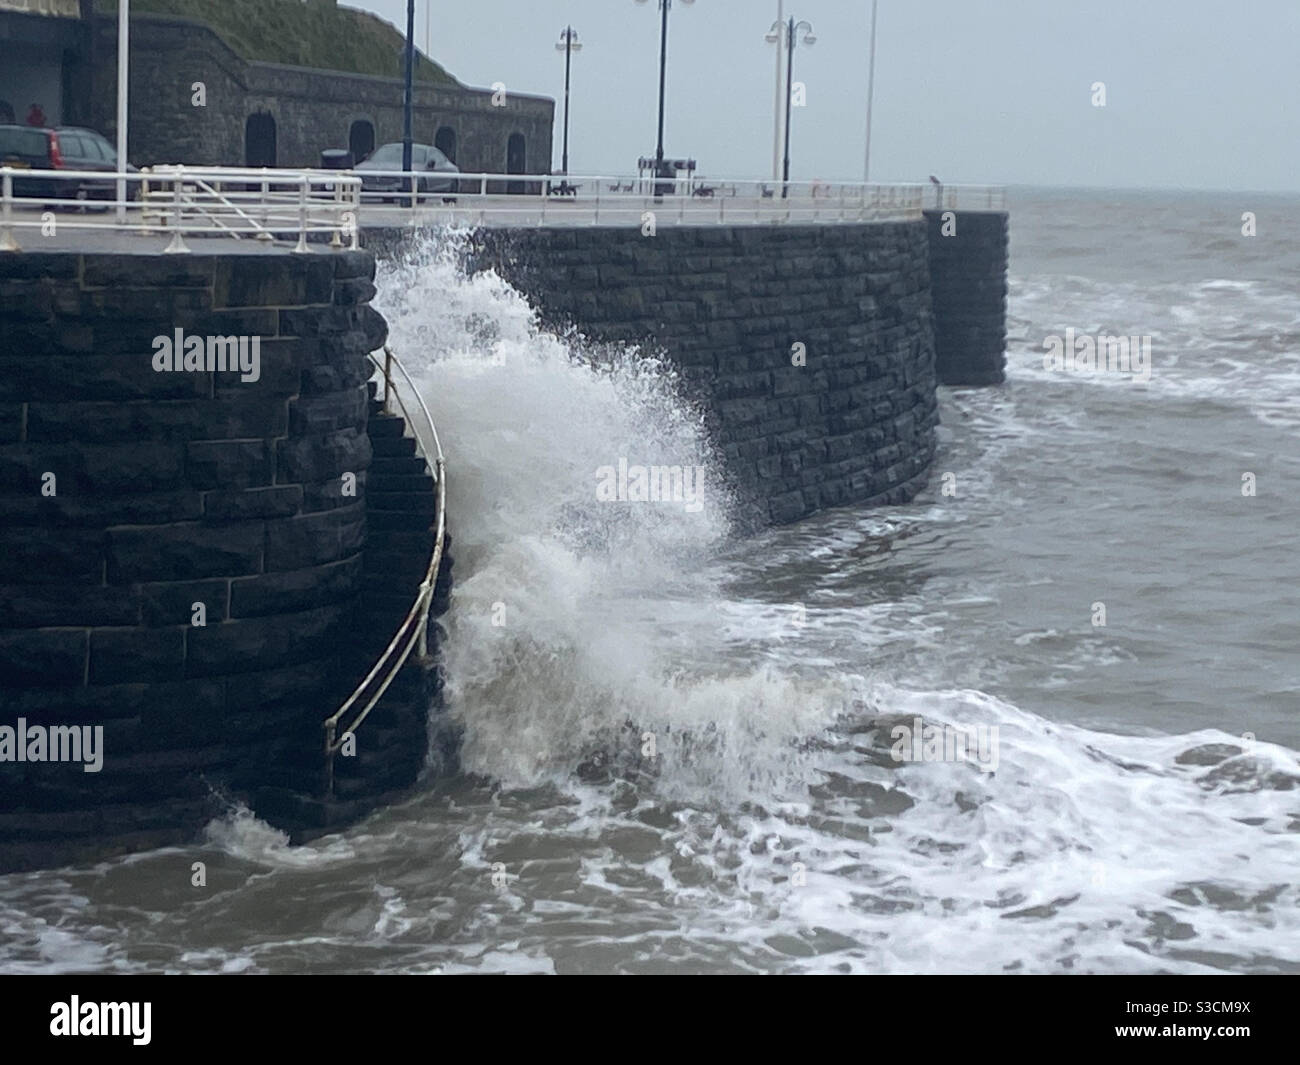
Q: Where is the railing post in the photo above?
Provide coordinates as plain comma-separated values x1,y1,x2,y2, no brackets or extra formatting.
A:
383,347,394,414
0,169,18,252
330,176,344,249
294,175,309,253
139,167,155,235
164,166,190,254
260,169,271,236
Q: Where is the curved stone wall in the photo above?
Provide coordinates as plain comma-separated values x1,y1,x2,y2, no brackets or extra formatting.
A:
0,247,407,872
469,223,941,528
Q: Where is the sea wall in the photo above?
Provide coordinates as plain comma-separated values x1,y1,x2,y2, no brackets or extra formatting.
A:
467,223,940,527
0,246,433,872
924,209,1009,385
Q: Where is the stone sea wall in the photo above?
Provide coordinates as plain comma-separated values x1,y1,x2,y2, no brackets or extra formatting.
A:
0,246,432,872
467,223,941,528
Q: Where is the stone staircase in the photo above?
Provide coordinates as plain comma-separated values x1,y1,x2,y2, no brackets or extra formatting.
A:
326,383,456,804
257,380,455,837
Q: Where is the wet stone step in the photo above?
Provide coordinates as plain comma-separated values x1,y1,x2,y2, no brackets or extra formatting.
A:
369,456,428,477
366,508,434,531
368,436,417,458
367,416,407,439
368,474,435,494
368,491,437,516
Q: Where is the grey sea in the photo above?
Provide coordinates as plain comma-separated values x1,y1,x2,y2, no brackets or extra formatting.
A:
2,187,1297,974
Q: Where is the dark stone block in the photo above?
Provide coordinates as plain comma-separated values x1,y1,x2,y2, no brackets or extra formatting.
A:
187,439,273,490
0,528,104,584
204,485,303,521
0,584,138,628
89,627,186,684
277,427,371,483
0,628,87,687
138,579,229,627
185,603,351,676
230,555,364,618
107,522,263,583
264,507,356,571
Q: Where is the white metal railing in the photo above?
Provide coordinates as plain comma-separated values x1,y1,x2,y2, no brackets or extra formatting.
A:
0,165,1005,251
358,170,955,226
321,345,447,798
0,166,360,252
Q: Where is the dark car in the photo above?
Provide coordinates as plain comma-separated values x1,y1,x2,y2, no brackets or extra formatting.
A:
0,125,139,206
356,142,458,203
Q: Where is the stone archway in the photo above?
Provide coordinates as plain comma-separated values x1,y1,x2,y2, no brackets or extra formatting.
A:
506,132,526,194
244,112,277,168
349,119,375,164
434,126,456,165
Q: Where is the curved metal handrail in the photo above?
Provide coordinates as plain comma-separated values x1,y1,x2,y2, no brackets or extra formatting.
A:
321,344,447,796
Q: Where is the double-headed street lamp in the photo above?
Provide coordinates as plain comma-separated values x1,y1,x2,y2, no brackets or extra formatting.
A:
634,0,694,183
555,27,582,176
766,16,815,198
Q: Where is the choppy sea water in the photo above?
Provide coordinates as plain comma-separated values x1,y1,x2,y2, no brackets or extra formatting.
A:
1,187,1297,974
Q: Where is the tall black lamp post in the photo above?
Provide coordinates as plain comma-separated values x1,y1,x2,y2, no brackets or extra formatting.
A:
402,0,416,178
635,0,694,189
766,16,815,198
555,27,582,175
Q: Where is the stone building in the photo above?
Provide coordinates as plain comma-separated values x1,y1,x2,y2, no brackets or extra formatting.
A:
0,2,555,176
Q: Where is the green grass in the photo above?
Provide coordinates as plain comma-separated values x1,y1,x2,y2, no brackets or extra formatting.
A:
94,0,458,85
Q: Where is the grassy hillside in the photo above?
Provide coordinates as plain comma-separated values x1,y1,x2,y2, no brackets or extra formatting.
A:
94,0,458,85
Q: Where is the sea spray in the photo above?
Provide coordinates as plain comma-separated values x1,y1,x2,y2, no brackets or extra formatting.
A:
372,230,840,799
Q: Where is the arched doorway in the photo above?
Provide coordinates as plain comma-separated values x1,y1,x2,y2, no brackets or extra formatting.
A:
245,113,277,168
506,132,526,194
434,126,457,165
349,119,375,164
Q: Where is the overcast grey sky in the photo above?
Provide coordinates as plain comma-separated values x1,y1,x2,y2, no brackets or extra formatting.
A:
354,0,1298,192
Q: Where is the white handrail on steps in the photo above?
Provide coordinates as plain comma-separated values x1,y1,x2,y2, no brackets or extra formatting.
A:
321,345,447,798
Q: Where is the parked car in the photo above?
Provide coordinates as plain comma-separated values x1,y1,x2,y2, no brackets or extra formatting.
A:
356,142,458,203
0,125,139,206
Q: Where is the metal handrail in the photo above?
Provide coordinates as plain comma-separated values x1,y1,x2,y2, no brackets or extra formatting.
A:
321,345,446,797
0,166,360,251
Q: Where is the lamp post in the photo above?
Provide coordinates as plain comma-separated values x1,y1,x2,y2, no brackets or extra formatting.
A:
634,0,694,186
770,0,784,182
864,0,878,181
402,0,415,178
115,0,129,223
766,16,815,199
555,27,582,176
